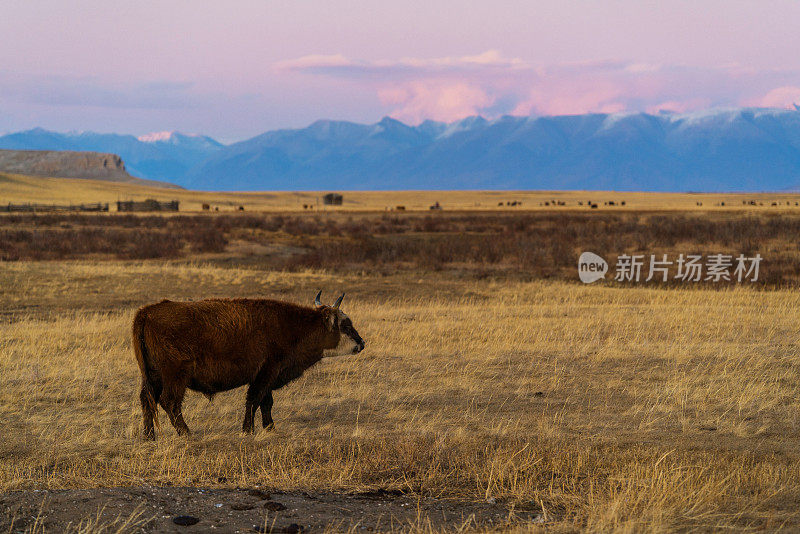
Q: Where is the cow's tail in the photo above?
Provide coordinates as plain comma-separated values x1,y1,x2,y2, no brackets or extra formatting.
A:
133,310,161,433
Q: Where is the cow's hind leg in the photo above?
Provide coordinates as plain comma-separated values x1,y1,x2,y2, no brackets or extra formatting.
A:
140,377,162,440
259,390,274,430
160,380,191,436
243,367,279,434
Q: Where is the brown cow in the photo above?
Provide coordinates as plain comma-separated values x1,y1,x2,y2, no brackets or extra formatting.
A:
132,292,365,439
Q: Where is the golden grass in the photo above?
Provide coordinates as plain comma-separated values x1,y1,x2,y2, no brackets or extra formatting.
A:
5,171,800,212
1,261,799,531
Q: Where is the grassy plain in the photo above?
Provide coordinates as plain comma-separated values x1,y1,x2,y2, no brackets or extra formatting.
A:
5,171,800,212
1,260,800,532
1,177,800,531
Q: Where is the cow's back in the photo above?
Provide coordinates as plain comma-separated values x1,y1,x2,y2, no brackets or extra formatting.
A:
136,298,317,391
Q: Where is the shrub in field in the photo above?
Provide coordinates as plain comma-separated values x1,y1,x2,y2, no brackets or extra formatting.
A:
2,211,799,285
119,231,183,259
188,226,228,253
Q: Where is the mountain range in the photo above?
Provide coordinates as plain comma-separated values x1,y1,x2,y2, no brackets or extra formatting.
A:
3,108,800,192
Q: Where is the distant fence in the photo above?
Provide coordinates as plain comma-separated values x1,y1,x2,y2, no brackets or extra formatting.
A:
0,202,109,213
116,199,179,212
323,193,343,205
0,200,180,213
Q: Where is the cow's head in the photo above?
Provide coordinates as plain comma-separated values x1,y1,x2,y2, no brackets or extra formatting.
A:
315,291,365,356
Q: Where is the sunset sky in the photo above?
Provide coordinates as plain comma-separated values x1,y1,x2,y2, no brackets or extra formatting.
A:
2,0,800,140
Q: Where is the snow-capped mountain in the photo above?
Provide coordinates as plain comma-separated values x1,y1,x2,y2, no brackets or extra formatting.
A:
184,108,800,191
137,131,176,143
138,131,223,151
4,108,800,191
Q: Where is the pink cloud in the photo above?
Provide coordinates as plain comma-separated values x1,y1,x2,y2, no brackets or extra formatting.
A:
379,82,494,123
512,82,626,116
757,86,800,109
276,50,800,122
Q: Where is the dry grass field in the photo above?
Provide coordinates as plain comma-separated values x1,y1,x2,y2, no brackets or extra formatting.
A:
5,171,800,212
1,180,800,532
1,261,800,532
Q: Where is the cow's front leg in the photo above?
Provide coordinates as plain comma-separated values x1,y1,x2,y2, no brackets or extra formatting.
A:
260,390,274,430
243,367,278,434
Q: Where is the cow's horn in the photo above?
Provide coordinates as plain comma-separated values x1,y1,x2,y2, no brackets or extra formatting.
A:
314,290,323,307
333,293,344,309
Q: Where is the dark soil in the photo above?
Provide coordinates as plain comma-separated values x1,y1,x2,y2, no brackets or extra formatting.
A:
0,486,541,533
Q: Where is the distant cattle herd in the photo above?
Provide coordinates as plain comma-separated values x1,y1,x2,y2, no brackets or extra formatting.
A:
4,196,800,214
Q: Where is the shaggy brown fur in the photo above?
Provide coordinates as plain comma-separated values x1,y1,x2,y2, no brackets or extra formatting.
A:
132,296,365,439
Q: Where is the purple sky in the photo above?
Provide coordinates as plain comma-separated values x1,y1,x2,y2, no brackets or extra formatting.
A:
2,0,800,141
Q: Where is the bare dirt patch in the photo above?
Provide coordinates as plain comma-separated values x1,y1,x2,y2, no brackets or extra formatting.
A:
0,486,538,533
